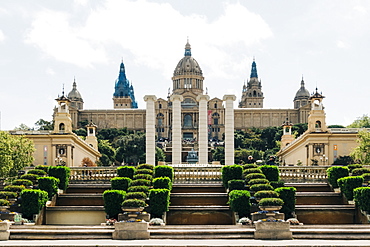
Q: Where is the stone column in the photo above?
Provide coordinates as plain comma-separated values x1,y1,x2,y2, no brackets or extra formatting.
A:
144,95,157,166
170,95,183,164
196,94,210,164
223,95,236,165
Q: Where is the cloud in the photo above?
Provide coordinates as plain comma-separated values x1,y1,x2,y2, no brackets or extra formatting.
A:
336,40,349,49
0,30,5,42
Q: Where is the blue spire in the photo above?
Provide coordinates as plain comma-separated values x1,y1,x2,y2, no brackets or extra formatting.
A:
250,59,258,78
113,61,138,108
184,39,191,56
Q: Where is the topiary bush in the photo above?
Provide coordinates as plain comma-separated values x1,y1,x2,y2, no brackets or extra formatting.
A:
149,189,170,218
20,189,48,219
242,164,258,170
130,179,151,187
258,197,284,207
4,185,25,193
326,166,349,188
117,166,136,178
122,199,146,208
228,179,245,191
0,199,10,206
243,168,263,177
248,178,270,186
38,177,60,199
135,168,154,176
275,187,296,217
28,169,47,176
362,173,370,183
245,173,266,182
12,179,33,187
154,165,174,181
228,190,251,217
0,191,18,200
352,168,370,176
270,180,285,189
137,164,154,170
133,174,153,181
153,177,172,190
221,165,243,188
259,165,280,182
354,187,370,212
254,190,279,200
20,174,39,184
338,176,364,201
347,164,363,172
48,166,70,191
250,184,274,192
127,186,149,195
35,165,50,173
103,190,126,219
111,177,131,191
125,192,147,200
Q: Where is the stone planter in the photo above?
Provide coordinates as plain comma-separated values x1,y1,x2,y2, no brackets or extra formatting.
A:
254,221,292,240
112,222,149,240
258,206,282,211
0,222,10,240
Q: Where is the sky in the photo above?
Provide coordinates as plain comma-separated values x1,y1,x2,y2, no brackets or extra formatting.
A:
0,0,369,130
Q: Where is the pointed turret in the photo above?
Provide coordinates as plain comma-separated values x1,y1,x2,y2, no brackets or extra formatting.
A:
250,59,258,78
239,59,264,108
294,76,310,109
184,39,191,56
67,78,84,110
113,60,138,109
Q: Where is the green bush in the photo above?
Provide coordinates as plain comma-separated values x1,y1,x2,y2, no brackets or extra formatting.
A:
275,187,296,216
221,165,243,188
137,164,154,170
243,168,263,177
258,198,284,206
153,177,172,190
111,177,131,191
20,174,39,184
135,168,154,176
149,189,170,218
48,166,70,191
259,165,280,182
0,191,18,200
130,179,151,187
326,166,349,188
4,185,25,193
127,186,149,195
154,165,174,181
20,189,48,219
133,174,153,181
12,179,33,186
250,184,274,192
103,190,126,219
117,166,136,178
347,164,363,172
354,187,370,212
245,173,266,182
28,169,47,176
254,190,279,200
35,165,50,173
242,164,258,170
248,178,270,186
362,173,370,182
228,190,251,217
38,177,60,199
122,199,146,208
0,199,10,206
125,192,147,200
228,179,245,191
270,180,285,189
338,176,364,200
352,168,370,176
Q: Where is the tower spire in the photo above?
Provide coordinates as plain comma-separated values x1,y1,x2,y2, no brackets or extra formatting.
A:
250,59,258,78
184,38,191,56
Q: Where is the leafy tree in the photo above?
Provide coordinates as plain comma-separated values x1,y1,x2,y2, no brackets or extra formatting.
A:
98,140,116,166
211,146,225,165
34,119,53,130
292,123,307,138
347,115,370,128
351,130,370,164
97,128,131,143
81,157,96,167
73,128,87,137
113,132,145,165
14,123,32,131
332,156,355,166
328,125,345,128
155,146,166,163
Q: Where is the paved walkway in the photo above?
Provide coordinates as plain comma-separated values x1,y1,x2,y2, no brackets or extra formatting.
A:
1,239,370,247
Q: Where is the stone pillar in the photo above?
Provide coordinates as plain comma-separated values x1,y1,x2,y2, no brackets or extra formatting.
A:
144,95,157,166
196,94,210,164
223,95,236,165
170,95,183,164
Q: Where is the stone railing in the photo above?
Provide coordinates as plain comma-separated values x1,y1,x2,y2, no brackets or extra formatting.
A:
279,166,329,183
172,164,222,184
69,167,117,183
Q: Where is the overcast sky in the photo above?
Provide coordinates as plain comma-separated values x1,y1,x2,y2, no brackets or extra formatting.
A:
1,0,369,130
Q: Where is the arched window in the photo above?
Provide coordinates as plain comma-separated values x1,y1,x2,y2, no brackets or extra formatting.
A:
184,115,192,127
315,121,321,129
253,90,257,97
212,113,220,125
59,123,65,132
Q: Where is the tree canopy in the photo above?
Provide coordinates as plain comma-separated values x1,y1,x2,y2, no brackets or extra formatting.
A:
350,130,370,164
347,115,370,128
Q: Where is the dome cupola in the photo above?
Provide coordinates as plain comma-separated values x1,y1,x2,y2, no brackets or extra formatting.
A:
173,40,203,77
293,77,310,109
67,79,84,110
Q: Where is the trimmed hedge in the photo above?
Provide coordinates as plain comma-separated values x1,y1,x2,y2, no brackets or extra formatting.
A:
149,189,170,218
275,187,296,216
4,185,25,193
250,184,274,192
352,168,370,176
248,178,270,186
153,177,172,190
338,176,364,200
245,173,266,182
12,179,33,186
221,165,243,188
135,168,154,176
254,190,279,199
125,192,147,200
35,165,50,173
347,164,363,172
28,169,47,176
228,179,245,191
103,190,126,219
48,166,70,191
20,174,39,184
228,190,251,217
111,177,131,191
242,164,258,170
354,187,370,212
327,166,349,188
270,180,285,189
127,186,149,195
0,199,10,206
130,179,151,187
258,197,284,206
133,174,153,181
259,165,280,182
137,164,154,170
0,191,18,200
38,177,60,199
362,173,370,183
243,168,263,177
20,189,48,219
154,165,174,181
117,166,136,178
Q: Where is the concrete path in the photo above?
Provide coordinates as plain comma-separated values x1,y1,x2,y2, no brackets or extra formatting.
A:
1,239,370,247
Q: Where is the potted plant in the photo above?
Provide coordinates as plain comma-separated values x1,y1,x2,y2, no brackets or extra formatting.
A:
238,217,252,225
149,218,165,226
258,198,284,211
121,199,146,212
0,199,10,212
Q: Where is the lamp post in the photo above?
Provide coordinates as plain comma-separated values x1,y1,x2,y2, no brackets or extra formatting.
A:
55,155,62,166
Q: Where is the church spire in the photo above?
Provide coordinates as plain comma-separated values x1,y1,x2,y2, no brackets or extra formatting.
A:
250,59,258,78
184,38,191,56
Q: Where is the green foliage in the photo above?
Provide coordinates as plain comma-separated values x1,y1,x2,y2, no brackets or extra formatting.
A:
0,131,35,178
127,186,149,195
228,190,251,217
347,115,370,128
259,165,280,182
125,192,147,200
243,168,263,177
97,128,131,142
149,189,170,218
332,156,355,166
326,166,349,188
35,165,50,173
245,173,266,182
0,191,17,199
352,168,370,176
135,168,154,176
122,199,146,207
338,176,364,200
130,179,151,187
137,164,154,170
328,125,345,128
250,184,274,192
111,177,131,191
98,140,116,166
38,177,59,199
103,190,126,219
133,174,153,181
4,185,25,193
154,165,174,181
12,179,33,186
114,132,146,164
270,180,285,189
221,165,243,188
35,119,54,130
0,199,10,206
347,164,363,172
354,187,370,212
242,164,258,169
28,169,47,176
254,190,279,199
234,149,264,164
153,177,172,190
248,178,269,186
227,179,245,191
155,146,166,163
20,189,48,219
275,187,296,215
117,166,136,178
258,198,284,206
20,174,39,184
350,130,370,164
362,173,370,182
211,146,225,165
73,128,87,137
48,166,70,191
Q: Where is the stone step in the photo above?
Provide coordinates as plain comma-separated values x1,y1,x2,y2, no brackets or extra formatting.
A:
45,206,106,225
285,183,331,192
167,206,233,225
295,205,356,224
296,192,344,205
57,193,104,206
170,193,228,206
172,184,226,193
291,227,370,240
66,184,110,194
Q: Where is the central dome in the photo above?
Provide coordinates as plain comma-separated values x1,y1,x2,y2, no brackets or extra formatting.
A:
294,79,310,100
173,41,203,76
68,80,83,101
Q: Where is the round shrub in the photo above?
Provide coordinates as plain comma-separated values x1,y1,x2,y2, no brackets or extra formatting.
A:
228,179,245,191
254,190,279,200
153,177,172,190
133,174,153,181
117,166,136,178
245,173,266,182
352,168,370,176
125,192,147,200
248,179,270,186
154,165,174,181
48,166,70,191
130,179,151,187
4,185,25,193
242,164,258,170
149,189,170,218
326,166,349,188
354,187,370,212
135,168,154,176
221,165,243,188
20,189,48,219
35,165,50,173
228,190,251,217
137,164,154,170
270,180,285,189
127,186,149,195
258,198,284,207
20,174,39,184
111,177,131,191
0,191,18,200
338,176,364,200
250,184,274,192
243,168,263,177
275,187,297,216
259,165,280,182
38,177,60,199
103,190,126,219
12,179,33,187
0,199,10,206
347,164,363,172
362,173,370,183
122,199,146,208
28,169,47,176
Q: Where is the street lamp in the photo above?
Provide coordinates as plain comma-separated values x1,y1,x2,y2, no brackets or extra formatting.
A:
55,155,63,166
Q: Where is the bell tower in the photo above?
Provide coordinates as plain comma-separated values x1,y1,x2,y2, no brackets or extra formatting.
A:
85,121,98,150
307,88,327,132
239,59,264,108
280,118,295,149
53,90,73,134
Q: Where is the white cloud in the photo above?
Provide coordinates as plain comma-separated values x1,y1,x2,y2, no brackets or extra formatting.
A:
336,40,349,49
0,30,5,42
46,67,55,75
